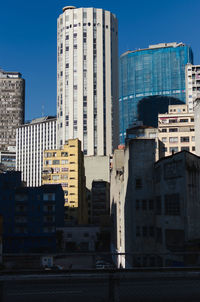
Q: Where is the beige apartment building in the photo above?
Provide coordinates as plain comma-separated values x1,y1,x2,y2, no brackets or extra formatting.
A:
185,63,200,112
158,104,195,157
42,138,87,224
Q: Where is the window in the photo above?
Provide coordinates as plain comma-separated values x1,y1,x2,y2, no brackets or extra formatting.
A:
181,147,189,151
156,196,161,215
169,128,178,132
45,160,52,165
165,194,180,216
181,137,189,142
169,147,178,153
142,226,147,237
161,129,167,132
135,178,142,189
53,160,60,165
149,226,155,237
162,137,167,143
136,200,140,210
179,119,188,123
61,160,68,164
136,226,140,237
43,193,55,201
61,152,68,157
156,228,162,244
149,200,154,210
192,146,195,151
169,137,178,143
142,200,147,210
169,119,177,123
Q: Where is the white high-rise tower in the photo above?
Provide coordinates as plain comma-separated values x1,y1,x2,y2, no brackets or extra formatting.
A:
57,6,118,155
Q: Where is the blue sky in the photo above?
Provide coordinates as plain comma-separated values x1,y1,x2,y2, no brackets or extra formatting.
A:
0,0,200,121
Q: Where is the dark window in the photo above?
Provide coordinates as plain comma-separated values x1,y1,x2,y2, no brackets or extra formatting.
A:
181,137,189,142
156,196,161,215
161,129,167,132
142,226,147,237
169,128,178,132
156,228,162,244
136,226,140,237
136,200,140,210
165,194,180,216
149,199,154,210
135,178,142,189
181,147,189,151
179,119,188,123
142,200,147,210
149,226,155,237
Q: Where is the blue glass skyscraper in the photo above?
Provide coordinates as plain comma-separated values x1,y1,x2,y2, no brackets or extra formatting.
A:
119,43,193,144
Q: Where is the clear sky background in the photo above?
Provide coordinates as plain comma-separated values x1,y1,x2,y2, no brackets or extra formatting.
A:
0,0,200,121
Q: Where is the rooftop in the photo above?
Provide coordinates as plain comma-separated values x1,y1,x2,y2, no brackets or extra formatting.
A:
121,42,186,57
0,69,22,79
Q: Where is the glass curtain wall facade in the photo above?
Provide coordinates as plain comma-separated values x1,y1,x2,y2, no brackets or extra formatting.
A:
119,43,193,144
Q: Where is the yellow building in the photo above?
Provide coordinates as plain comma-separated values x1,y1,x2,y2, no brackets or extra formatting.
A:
42,139,87,224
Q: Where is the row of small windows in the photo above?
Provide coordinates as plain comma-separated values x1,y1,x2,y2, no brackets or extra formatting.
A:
161,118,193,123
163,146,195,153
161,128,194,132
135,195,180,216
45,159,75,165
59,22,117,32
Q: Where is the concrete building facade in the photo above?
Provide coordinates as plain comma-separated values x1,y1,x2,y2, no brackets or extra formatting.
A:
57,6,119,155
154,151,200,266
158,104,195,157
16,116,56,187
0,69,25,151
110,139,157,268
42,139,87,225
185,63,200,112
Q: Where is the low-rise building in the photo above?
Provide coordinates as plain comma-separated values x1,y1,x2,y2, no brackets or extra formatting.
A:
57,226,100,252
0,171,64,253
42,139,87,225
158,104,195,157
